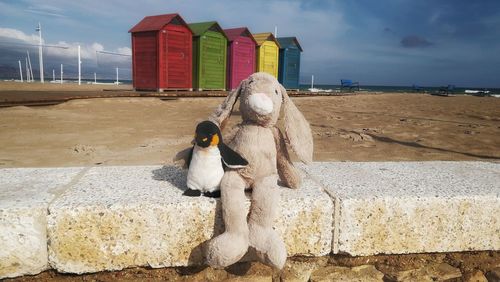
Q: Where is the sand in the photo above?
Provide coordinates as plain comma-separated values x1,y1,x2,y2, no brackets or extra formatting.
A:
0,86,499,168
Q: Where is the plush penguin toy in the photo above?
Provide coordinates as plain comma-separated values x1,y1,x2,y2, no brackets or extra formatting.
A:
184,120,248,198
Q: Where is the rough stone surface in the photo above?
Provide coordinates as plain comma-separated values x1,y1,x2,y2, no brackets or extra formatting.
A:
280,257,328,282
223,276,272,282
385,263,462,281
485,267,500,282
47,165,332,274
466,270,488,282
0,167,84,279
310,265,384,282
303,161,500,256
276,175,333,256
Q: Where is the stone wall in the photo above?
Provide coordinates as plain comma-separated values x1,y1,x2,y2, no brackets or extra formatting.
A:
1,162,499,279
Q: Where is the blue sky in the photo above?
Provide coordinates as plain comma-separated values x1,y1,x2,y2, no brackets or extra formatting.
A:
0,0,499,87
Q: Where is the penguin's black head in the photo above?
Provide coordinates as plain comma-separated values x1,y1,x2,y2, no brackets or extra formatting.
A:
194,120,222,148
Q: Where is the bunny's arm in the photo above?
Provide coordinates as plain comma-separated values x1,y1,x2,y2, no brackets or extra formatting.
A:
273,127,301,189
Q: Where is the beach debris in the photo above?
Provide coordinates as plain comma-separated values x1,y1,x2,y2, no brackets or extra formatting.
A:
314,128,378,142
310,265,384,282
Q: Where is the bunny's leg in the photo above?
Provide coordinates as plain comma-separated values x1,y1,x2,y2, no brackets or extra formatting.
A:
248,174,287,270
206,171,249,268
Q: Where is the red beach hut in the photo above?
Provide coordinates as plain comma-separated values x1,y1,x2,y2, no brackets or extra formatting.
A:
224,27,257,90
129,13,193,91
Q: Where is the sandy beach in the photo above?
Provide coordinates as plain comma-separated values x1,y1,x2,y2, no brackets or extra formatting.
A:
0,82,499,168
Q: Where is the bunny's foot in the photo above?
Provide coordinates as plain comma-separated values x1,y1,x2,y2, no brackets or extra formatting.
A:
206,232,249,269
249,223,287,270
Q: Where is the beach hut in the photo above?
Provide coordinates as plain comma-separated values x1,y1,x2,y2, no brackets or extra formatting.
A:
129,13,193,91
224,27,257,90
189,21,228,90
277,37,303,89
253,33,280,78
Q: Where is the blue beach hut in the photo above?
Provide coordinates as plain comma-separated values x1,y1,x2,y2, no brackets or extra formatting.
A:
277,37,303,89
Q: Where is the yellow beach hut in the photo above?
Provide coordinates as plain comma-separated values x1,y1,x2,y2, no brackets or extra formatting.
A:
253,32,280,78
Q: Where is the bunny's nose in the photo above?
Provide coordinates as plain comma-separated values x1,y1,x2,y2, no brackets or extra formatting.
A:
248,93,273,115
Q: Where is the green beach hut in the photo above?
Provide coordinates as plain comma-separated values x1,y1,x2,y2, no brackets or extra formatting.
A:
189,21,228,90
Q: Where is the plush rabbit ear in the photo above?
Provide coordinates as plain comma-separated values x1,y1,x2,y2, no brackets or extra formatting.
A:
209,83,242,130
281,85,313,164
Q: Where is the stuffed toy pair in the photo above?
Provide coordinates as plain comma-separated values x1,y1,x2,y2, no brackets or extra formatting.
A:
178,72,313,270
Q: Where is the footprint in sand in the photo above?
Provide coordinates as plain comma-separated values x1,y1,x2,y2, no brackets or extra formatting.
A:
339,131,374,142
0,159,14,166
72,144,96,155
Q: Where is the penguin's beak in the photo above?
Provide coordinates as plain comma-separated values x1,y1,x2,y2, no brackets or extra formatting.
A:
190,139,195,145
210,134,219,146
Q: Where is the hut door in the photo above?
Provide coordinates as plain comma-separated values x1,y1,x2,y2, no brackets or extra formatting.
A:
201,31,225,89
262,43,278,77
285,48,300,87
132,32,157,89
234,38,254,84
166,28,191,88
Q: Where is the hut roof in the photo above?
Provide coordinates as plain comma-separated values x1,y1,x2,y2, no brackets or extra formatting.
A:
188,21,228,39
252,32,281,48
129,13,190,33
277,37,303,51
223,27,257,45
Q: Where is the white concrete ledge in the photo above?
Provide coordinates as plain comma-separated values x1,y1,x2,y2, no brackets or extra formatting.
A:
47,166,332,274
1,161,499,278
302,161,500,256
0,167,84,279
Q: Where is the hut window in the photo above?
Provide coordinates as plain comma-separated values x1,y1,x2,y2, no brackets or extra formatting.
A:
170,17,182,25
208,25,220,32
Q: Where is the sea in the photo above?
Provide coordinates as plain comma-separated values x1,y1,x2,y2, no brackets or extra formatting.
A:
299,84,500,96
2,78,499,97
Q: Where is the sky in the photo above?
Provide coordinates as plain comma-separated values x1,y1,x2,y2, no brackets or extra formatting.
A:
0,0,499,87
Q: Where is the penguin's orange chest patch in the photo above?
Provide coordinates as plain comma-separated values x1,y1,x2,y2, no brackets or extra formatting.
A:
210,134,219,146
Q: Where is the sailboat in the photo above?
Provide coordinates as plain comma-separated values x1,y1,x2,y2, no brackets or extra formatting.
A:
308,75,332,93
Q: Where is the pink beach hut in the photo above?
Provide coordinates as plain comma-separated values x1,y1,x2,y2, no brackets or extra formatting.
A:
224,27,257,90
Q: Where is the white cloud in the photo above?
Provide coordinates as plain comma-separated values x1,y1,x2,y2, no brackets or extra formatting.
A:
25,8,67,18
0,27,130,63
117,47,132,56
428,11,441,24
0,27,40,44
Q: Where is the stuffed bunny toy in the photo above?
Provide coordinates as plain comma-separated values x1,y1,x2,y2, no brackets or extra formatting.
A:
205,72,313,270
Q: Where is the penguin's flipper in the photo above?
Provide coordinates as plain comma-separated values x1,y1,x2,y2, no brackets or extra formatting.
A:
203,190,221,198
219,143,248,169
173,146,194,169
183,188,202,197
186,146,194,168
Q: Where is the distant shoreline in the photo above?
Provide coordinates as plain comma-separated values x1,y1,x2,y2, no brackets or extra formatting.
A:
1,79,499,95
